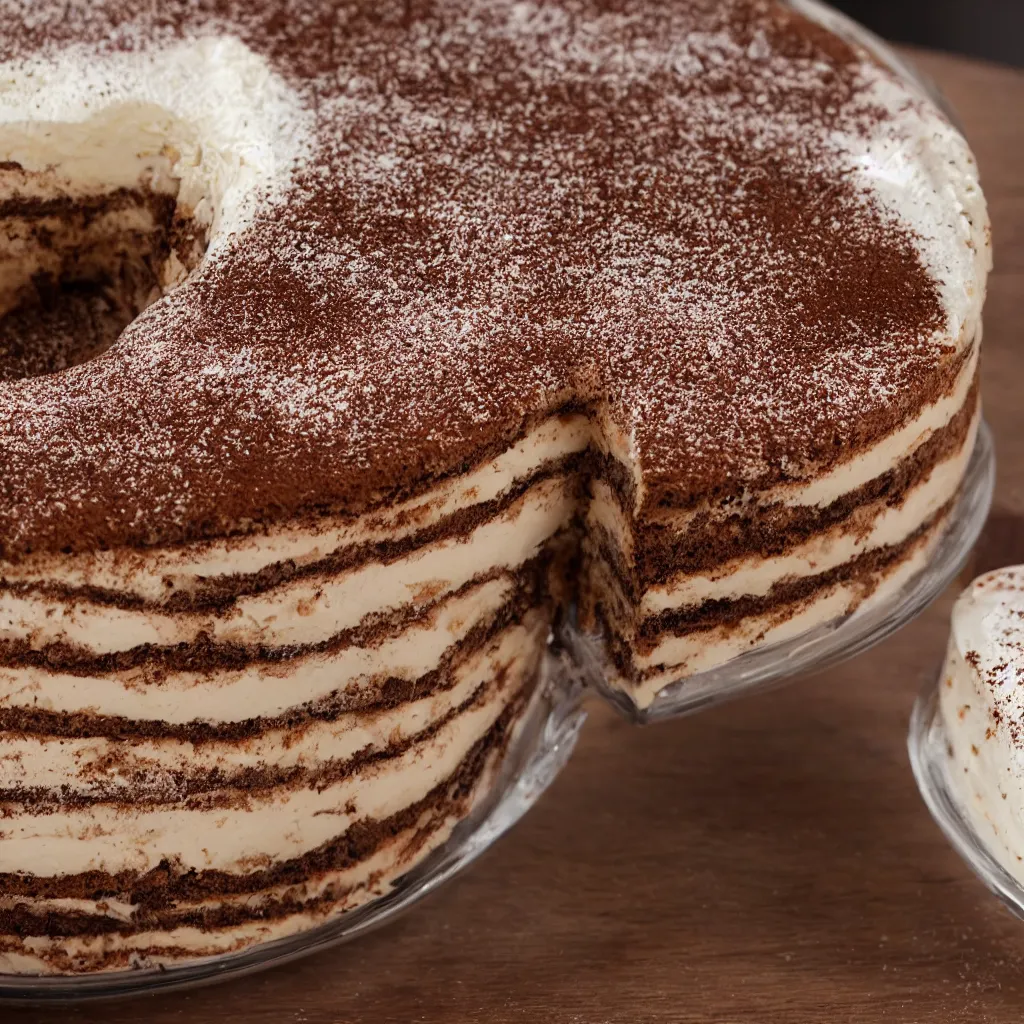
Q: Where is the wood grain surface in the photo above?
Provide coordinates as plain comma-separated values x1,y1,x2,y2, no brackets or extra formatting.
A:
10,48,1024,1024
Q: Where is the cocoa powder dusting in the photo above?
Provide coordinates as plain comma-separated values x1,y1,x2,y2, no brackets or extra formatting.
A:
0,0,949,557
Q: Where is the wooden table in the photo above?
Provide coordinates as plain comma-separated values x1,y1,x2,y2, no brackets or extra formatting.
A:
13,49,1024,1024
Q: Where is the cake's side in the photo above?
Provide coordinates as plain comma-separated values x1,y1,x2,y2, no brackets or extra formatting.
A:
0,430,581,974
581,367,981,707
937,568,1024,885
0,660,533,974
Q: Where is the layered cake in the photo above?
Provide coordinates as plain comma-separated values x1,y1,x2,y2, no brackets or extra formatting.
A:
0,0,988,974
937,569,1024,882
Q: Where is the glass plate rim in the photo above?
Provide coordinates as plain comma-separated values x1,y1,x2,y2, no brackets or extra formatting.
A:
908,675,1024,923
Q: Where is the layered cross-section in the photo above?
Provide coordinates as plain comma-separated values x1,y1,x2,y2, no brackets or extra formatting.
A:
0,423,583,972
582,345,981,707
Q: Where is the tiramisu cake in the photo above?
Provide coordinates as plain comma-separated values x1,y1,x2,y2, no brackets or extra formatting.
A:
0,0,988,975
935,569,1024,883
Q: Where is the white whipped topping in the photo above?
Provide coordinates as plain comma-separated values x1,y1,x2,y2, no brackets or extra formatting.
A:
939,567,1024,880
0,36,311,251
791,0,990,355
846,73,990,352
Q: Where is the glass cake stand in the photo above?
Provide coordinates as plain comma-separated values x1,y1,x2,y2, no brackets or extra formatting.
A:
0,663,586,1004
565,422,995,724
908,676,1024,923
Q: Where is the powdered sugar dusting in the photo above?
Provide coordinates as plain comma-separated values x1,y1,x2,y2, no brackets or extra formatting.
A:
0,0,988,555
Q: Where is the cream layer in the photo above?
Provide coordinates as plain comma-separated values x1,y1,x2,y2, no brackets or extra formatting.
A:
632,413,977,613
0,614,545,795
0,105,186,203
0,575,515,723
0,475,578,653
938,567,1024,884
0,630,537,877
626,511,948,707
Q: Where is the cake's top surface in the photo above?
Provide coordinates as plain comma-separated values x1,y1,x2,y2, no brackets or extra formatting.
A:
0,0,989,557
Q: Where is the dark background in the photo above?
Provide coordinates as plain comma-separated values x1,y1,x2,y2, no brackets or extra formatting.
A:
832,0,1024,67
